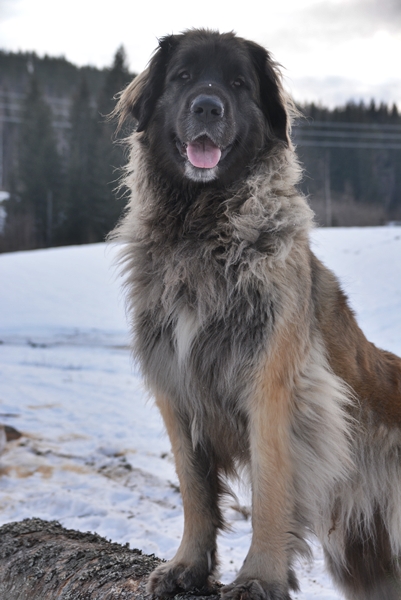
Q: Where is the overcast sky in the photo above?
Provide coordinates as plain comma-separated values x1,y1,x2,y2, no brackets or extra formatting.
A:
1,0,400,107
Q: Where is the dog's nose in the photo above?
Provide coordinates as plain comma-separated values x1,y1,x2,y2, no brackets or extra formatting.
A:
190,95,224,122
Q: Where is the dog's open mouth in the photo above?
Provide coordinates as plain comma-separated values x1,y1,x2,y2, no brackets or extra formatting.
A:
186,136,221,169
177,135,231,170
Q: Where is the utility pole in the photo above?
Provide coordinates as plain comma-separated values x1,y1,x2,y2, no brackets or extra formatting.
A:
47,190,53,247
324,148,332,227
0,123,3,190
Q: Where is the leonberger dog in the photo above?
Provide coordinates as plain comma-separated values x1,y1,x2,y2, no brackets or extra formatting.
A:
111,29,401,600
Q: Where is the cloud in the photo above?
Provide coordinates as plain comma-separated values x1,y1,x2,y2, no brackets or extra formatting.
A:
298,0,401,41
263,0,401,57
0,0,21,21
286,74,401,109
257,0,401,96
343,0,401,33
0,0,399,108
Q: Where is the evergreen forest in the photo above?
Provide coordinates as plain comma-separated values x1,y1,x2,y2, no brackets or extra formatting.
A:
0,48,400,253
0,48,132,252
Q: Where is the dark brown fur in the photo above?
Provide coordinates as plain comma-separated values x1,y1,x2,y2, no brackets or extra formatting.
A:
311,252,401,426
111,29,401,600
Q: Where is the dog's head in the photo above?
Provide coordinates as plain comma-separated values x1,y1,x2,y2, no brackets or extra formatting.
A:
116,30,290,186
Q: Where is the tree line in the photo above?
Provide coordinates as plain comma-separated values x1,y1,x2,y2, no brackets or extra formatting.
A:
0,48,400,253
297,101,401,226
0,48,133,252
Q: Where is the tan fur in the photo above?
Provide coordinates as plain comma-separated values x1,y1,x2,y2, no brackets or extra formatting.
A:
312,253,401,426
243,324,304,584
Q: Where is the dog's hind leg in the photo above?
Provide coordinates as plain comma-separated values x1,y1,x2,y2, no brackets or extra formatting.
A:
146,394,224,597
322,510,401,600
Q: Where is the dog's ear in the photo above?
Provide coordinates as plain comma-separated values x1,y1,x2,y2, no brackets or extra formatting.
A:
114,35,180,132
244,40,289,146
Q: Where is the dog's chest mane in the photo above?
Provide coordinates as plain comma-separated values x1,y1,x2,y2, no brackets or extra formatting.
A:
133,204,278,418
138,189,282,325
140,180,309,321
118,143,314,411
145,205,274,364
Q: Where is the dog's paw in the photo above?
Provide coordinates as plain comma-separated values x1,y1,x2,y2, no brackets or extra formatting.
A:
221,580,292,600
146,561,211,597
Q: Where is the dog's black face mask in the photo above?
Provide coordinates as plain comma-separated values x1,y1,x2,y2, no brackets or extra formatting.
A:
127,30,289,187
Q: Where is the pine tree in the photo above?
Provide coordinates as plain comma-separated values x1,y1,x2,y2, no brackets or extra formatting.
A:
98,46,131,117
92,46,133,240
63,76,101,244
15,75,63,248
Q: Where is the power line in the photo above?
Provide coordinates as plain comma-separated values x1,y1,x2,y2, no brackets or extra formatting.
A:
295,120,401,132
294,140,401,150
0,115,70,129
295,129,401,141
293,122,401,150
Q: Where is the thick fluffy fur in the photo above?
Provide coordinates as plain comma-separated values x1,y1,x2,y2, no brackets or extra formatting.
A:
111,30,401,600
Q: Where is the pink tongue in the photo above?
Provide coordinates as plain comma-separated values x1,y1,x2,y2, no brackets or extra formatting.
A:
186,138,222,169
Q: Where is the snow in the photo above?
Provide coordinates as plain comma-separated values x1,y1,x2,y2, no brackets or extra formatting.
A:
0,227,400,599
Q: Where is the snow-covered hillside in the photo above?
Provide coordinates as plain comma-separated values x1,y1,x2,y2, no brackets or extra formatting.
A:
0,227,400,600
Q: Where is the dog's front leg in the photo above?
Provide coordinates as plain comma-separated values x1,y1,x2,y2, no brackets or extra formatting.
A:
147,394,223,597
223,353,298,600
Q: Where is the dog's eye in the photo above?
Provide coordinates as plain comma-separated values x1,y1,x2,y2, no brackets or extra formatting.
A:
232,77,245,88
178,70,191,80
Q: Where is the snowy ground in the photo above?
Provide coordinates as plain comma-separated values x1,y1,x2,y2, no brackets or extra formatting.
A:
0,227,400,599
